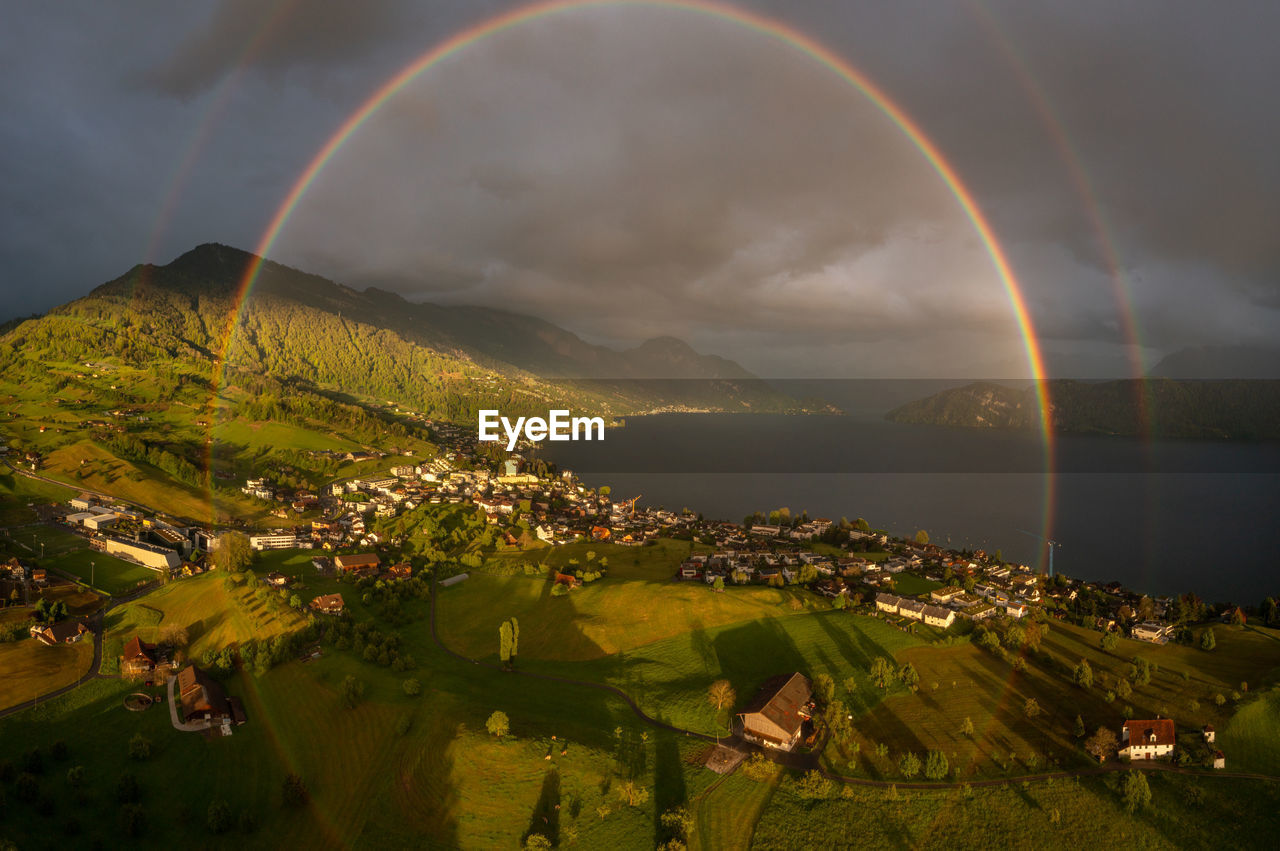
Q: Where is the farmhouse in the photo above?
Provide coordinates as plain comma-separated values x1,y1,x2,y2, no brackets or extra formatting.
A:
335,553,380,574
738,673,813,752
121,635,160,676
177,665,242,725
30,620,90,645
310,593,345,615
387,563,413,578
1120,718,1176,760
1202,724,1215,744
265,572,289,587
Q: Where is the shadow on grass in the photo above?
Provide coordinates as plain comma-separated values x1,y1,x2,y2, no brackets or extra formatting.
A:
522,768,560,847
653,733,687,847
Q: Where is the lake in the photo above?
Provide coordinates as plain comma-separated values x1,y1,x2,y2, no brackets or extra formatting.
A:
538,412,1280,604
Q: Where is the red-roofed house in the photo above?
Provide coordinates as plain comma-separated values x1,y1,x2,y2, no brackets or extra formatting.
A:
1120,718,1176,760
310,593,345,615
122,635,160,676
738,673,813,752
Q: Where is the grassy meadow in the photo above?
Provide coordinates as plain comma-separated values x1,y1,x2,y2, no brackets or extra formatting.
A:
101,571,309,674
437,539,813,661
0,637,94,713
750,769,1280,850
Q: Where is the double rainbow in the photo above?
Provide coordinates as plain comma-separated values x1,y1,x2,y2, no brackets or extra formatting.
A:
208,0,1059,560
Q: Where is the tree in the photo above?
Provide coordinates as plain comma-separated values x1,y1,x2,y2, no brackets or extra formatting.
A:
899,752,922,779
960,717,975,738
813,673,836,704
281,773,307,808
616,780,649,807
855,518,871,532
898,662,920,693
119,803,146,837
1073,715,1086,738
1117,678,1133,701
1122,770,1151,813
214,531,253,572
128,734,152,761
914,530,930,545
1085,726,1118,762
925,750,949,780
1072,658,1093,688
1200,628,1216,651
741,753,776,782
1100,631,1119,652
870,657,895,691
66,765,85,787
712,576,724,592
510,617,519,657
1023,698,1042,718
708,679,736,713
796,770,833,799
1129,656,1152,686
402,678,421,697
288,594,302,609
115,772,140,804
525,834,552,850
486,710,510,738
499,620,514,664
340,675,365,709
207,799,232,834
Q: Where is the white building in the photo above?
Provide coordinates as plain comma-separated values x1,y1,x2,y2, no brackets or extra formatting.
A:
103,537,180,571
1120,719,1175,760
249,532,298,551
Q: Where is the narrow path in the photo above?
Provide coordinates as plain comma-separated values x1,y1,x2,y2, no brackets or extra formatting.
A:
427,577,1280,790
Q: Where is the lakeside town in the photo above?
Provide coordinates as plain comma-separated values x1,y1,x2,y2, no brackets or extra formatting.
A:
6,416,1269,773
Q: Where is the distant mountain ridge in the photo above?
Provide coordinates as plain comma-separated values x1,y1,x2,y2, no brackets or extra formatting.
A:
886,378,1280,440
1149,345,1280,379
3,243,800,420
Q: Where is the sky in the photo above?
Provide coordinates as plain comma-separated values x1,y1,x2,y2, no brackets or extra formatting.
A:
2,0,1279,378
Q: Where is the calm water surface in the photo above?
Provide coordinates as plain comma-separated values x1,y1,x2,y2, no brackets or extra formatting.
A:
539,413,1280,603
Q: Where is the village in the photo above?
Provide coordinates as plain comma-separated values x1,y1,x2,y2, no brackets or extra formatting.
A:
5,415,1260,785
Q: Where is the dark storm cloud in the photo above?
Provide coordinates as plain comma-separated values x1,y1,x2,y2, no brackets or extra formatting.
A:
2,0,1279,376
138,0,420,97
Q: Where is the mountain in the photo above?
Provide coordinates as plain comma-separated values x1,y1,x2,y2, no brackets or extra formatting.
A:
1149,345,1280,379
0,243,798,419
886,378,1280,440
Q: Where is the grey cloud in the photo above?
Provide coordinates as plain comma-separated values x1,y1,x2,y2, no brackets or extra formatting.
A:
4,0,1280,378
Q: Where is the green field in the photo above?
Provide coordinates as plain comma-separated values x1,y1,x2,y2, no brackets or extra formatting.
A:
0,470,74,525
44,548,159,596
836,619,1280,781
101,571,308,673
890,571,943,596
438,539,812,661
1221,685,1280,776
750,769,1280,849
0,636,94,713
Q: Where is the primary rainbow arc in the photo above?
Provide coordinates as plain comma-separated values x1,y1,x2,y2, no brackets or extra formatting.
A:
209,0,1059,563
